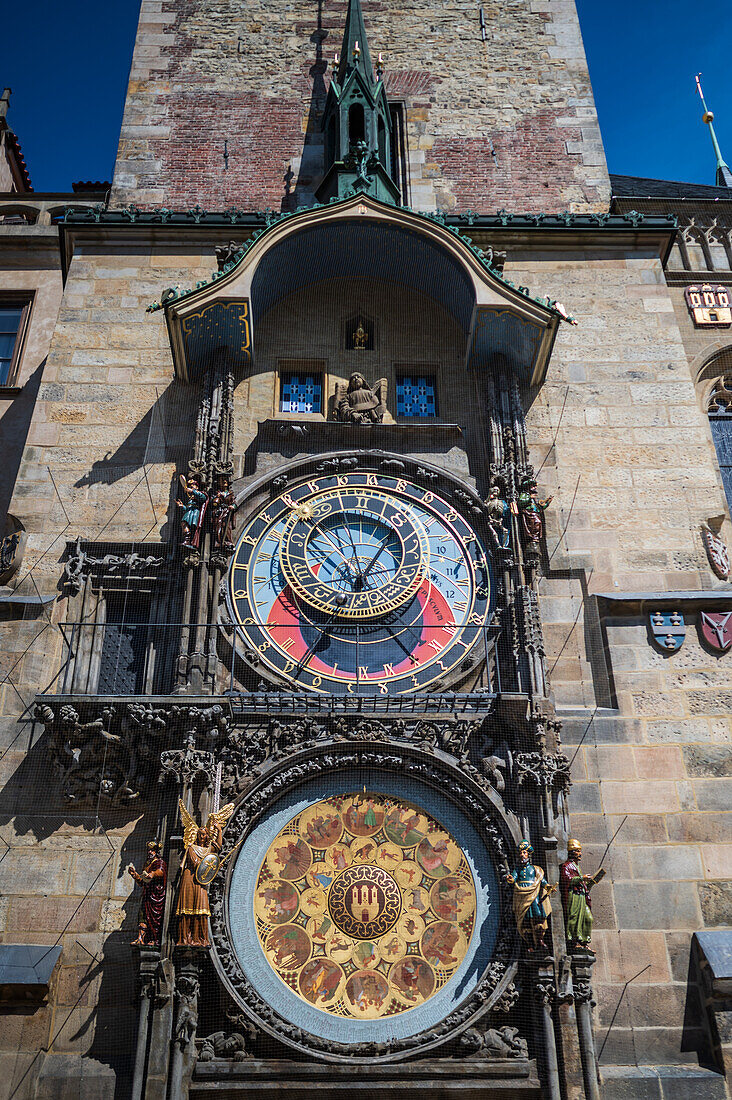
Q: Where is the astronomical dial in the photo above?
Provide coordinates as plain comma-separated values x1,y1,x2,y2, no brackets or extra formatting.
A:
280,488,430,620
228,471,492,695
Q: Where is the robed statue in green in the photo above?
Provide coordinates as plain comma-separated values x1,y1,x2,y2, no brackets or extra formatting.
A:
559,838,605,953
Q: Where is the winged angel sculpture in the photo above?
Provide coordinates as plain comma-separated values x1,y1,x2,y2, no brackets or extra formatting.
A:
176,798,235,947
334,372,388,423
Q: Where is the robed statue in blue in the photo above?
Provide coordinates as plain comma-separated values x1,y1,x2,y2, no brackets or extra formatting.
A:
507,840,556,952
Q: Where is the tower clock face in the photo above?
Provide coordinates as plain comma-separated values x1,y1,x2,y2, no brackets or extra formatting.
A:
228,471,492,695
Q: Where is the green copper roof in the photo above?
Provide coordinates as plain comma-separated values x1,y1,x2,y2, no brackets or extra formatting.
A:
144,198,577,324
335,0,375,87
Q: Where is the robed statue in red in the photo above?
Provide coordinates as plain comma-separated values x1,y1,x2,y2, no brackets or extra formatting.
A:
128,840,168,946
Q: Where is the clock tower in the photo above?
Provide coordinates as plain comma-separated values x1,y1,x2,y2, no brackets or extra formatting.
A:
2,1,729,1099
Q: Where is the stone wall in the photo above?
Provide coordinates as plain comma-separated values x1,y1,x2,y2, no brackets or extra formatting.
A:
111,0,609,214
509,244,732,1074
0,231,64,530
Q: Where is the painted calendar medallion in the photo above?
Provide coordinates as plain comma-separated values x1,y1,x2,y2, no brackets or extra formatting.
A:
252,793,476,1019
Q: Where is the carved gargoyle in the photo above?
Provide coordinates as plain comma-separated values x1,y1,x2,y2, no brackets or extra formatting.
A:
459,1024,528,1060
35,703,139,805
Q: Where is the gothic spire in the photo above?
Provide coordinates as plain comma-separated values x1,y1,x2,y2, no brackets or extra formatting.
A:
336,0,376,88
316,0,399,204
695,73,732,189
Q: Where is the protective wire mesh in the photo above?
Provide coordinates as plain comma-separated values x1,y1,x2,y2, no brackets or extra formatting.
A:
0,266,721,1091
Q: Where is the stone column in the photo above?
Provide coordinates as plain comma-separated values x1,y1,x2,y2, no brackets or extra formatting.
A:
169,950,202,1100
572,951,601,1100
531,960,562,1100
131,949,159,1100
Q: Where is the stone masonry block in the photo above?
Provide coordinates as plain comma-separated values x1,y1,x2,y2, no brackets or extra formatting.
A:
613,881,702,930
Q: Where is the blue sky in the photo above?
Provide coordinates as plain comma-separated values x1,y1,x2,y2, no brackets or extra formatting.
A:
1,0,731,192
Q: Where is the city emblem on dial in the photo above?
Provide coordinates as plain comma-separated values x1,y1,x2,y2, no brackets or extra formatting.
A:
328,864,402,939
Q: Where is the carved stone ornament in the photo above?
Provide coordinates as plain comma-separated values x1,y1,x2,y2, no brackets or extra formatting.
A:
208,743,521,1063
212,715,489,802
34,701,233,806
570,952,596,1006
63,537,165,595
514,750,571,799
703,526,731,580
174,973,200,1050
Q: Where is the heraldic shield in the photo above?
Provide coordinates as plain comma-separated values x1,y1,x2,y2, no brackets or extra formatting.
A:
700,611,732,653
649,610,686,652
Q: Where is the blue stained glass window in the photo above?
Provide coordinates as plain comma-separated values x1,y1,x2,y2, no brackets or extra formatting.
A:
396,375,437,418
710,414,732,514
280,372,322,414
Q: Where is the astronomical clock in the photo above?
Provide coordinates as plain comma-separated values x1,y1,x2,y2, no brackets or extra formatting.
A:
226,468,493,695
203,454,522,1065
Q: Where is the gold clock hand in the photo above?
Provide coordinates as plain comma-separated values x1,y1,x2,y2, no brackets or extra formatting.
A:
342,519,362,575
308,522,356,575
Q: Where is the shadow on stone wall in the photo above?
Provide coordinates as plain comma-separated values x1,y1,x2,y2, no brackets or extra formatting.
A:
0,361,46,532
289,0,328,211
72,379,198,493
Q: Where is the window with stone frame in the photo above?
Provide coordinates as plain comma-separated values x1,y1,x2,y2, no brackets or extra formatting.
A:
396,371,439,418
707,374,732,513
0,295,32,388
388,101,410,204
278,361,325,415
98,602,149,695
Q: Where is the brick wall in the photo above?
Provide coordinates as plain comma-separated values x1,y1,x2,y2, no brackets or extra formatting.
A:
111,0,610,214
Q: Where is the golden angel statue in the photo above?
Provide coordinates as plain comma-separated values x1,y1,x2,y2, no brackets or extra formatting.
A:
176,798,234,947
334,372,388,424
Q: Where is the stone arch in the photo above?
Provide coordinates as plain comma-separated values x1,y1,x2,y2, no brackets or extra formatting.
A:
163,193,560,387
682,224,713,271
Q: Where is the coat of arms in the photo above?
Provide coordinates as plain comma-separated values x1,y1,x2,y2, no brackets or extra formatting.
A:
699,611,732,653
649,610,685,652
702,527,731,580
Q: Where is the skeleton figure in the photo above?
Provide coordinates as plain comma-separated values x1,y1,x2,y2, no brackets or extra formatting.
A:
334,373,388,424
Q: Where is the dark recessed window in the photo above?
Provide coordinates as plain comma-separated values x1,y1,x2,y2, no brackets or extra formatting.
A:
389,102,409,204
396,374,438,418
280,371,323,414
0,302,28,386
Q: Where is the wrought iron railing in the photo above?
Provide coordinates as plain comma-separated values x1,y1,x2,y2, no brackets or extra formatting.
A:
53,619,505,698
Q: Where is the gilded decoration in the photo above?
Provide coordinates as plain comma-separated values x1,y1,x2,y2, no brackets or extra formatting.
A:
253,793,476,1020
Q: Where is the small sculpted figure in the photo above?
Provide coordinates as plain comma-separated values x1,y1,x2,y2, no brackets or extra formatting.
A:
210,474,237,550
128,840,168,946
559,838,605,954
334,373,387,424
177,473,208,549
517,476,553,546
507,840,556,953
484,483,511,548
176,799,234,947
